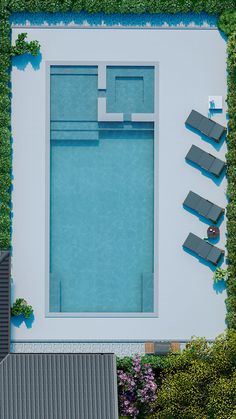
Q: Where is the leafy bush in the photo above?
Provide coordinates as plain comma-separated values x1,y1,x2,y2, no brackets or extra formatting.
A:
149,332,236,418
4,0,236,14
218,11,236,36
213,267,229,283
0,17,11,249
11,32,41,56
225,32,236,329
0,26,40,249
11,298,34,319
118,355,157,418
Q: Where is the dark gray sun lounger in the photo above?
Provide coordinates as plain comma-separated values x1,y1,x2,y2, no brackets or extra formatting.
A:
186,145,226,177
183,191,224,223
183,233,224,265
185,110,226,143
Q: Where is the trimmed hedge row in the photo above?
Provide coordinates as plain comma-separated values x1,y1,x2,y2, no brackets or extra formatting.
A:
0,18,11,249
2,0,236,15
225,32,236,329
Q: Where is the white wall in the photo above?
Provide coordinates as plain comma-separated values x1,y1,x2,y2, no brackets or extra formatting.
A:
11,27,227,341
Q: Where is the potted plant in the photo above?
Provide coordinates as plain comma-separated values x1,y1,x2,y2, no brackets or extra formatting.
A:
11,298,33,319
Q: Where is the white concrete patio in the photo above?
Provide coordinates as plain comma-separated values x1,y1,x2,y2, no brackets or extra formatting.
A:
11,26,227,342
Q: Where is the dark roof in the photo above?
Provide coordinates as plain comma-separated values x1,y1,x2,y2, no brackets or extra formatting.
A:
0,353,118,419
0,251,10,363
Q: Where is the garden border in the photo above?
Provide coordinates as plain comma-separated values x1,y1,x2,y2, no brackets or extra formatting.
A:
0,1,236,328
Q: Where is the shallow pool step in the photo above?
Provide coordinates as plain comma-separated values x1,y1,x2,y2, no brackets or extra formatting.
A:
51,121,98,131
51,130,99,141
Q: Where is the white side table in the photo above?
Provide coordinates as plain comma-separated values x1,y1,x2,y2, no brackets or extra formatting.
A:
208,95,223,110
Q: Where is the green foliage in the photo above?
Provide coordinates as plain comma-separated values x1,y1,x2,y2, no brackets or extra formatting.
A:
0,26,40,249
4,0,236,14
225,32,236,329
117,354,175,376
11,298,34,319
11,32,41,57
218,11,236,36
149,332,236,418
213,267,229,283
0,17,11,249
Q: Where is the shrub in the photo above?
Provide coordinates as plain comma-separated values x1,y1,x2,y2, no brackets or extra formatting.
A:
11,298,34,319
5,0,236,14
218,11,236,36
150,332,236,418
118,355,157,418
225,32,236,329
11,32,41,57
213,267,229,283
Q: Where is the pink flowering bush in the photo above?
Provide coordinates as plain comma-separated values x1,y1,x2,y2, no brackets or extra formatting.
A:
117,355,157,418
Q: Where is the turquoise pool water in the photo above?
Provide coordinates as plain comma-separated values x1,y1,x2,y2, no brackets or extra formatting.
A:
49,65,154,313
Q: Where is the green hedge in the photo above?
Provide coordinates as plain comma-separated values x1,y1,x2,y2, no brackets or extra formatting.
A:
3,0,236,14
225,32,236,329
117,332,236,417
0,18,11,249
218,11,236,35
149,332,236,418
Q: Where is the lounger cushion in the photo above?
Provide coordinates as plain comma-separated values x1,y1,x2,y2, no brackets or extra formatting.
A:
210,124,226,142
198,153,215,171
186,110,226,143
207,247,223,265
185,110,203,129
186,145,226,177
183,233,201,253
196,198,212,217
185,145,203,165
197,240,212,259
198,118,215,137
209,159,225,177
207,205,224,223
183,233,224,265
183,191,201,211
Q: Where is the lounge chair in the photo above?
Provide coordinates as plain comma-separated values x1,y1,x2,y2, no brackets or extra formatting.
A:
186,145,226,177
183,233,224,265
183,191,224,223
185,110,226,143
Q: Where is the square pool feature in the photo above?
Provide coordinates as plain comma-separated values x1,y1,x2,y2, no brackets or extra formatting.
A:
106,66,154,114
48,63,156,315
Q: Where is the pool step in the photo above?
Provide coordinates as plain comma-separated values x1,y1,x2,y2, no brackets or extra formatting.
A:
51,130,99,141
51,121,98,131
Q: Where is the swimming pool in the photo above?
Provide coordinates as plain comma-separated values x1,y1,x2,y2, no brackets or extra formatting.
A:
49,63,156,315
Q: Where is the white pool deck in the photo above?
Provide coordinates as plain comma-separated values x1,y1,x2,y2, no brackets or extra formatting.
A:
11,26,227,342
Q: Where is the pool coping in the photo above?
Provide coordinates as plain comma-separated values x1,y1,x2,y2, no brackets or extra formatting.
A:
45,60,159,318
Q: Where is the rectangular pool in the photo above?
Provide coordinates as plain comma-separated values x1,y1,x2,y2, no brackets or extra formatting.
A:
49,63,156,315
